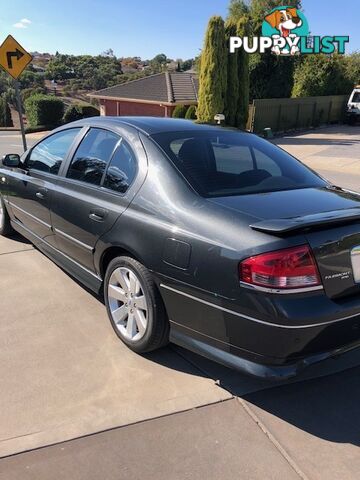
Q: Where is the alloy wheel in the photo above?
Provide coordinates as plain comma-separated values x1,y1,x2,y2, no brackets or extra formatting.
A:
107,266,148,341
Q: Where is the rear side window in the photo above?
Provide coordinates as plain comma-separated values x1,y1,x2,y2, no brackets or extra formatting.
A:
27,128,81,175
152,131,326,197
213,143,253,174
351,91,360,103
254,149,281,176
103,141,137,193
67,128,120,186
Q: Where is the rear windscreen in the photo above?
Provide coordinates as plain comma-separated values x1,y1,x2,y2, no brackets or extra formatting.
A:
152,130,326,197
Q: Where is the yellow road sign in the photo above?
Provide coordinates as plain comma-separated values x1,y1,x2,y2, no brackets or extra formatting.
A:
0,35,33,79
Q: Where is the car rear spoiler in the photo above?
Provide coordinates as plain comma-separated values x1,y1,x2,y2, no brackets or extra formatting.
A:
250,208,360,234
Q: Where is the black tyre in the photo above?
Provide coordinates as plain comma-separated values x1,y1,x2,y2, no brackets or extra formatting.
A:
104,255,169,353
0,196,14,236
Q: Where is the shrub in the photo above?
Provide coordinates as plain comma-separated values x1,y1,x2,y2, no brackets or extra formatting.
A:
25,125,49,134
24,94,64,127
63,105,83,123
0,96,13,127
172,104,188,118
185,105,197,120
63,103,100,124
21,87,46,103
78,103,100,117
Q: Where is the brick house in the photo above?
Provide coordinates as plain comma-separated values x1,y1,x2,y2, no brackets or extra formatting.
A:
89,72,198,117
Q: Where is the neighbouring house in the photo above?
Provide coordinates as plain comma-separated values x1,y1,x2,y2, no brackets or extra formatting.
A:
89,72,198,117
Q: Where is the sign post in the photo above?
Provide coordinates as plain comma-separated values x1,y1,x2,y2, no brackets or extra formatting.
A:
0,35,33,152
14,80,27,151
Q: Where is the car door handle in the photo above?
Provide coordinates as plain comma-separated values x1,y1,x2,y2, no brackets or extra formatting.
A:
89,208,107,222
36,191,45,199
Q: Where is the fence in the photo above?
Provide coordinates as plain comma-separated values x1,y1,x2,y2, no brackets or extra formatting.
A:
246,95,348,134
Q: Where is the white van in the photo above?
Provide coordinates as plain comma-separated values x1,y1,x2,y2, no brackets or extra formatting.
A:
346,87,360,124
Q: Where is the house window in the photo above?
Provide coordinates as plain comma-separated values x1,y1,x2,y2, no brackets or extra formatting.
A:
100,104,106,116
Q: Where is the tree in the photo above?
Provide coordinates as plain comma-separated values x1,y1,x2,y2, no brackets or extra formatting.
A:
249,0,302,99
19,70,45,90
228,0,250,20
181,59,194,71
236,16,250,128
251,0,301,36
292,54,353,97
101,48,115,57
224,19,239,126
197,16,228,123
344,52,360,86
150,53,169,72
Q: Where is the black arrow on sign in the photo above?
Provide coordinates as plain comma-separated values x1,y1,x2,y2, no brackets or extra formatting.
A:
6,49,24,69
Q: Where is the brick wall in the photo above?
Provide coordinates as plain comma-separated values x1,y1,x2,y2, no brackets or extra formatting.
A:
101,99,175,117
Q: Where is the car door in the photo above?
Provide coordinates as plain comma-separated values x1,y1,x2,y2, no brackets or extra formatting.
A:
51,127,140,272
5,128,82,243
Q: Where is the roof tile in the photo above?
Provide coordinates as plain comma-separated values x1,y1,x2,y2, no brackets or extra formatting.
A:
91,72,198,103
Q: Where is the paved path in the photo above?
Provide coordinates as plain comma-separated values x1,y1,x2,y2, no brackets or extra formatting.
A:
274,125,360,191
1,126,360,479
0,237,229,458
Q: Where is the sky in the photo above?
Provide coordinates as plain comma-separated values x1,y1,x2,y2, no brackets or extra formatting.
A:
0,0,358,59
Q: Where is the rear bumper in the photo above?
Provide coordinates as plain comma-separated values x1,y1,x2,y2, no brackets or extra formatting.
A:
160,282,360,379
171,326,360,380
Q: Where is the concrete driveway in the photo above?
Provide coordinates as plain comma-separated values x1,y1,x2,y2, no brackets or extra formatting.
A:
1,126,360,479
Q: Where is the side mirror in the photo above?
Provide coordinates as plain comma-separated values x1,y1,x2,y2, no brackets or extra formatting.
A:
2,154,21,168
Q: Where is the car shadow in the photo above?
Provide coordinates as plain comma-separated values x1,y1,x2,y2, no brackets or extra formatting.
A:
274,137,360,147
7,231,32,244
150,345,360,446
244,365,360,446
272,125,360,145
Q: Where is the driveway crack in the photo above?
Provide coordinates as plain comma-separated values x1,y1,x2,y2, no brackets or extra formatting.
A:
236,397,310,480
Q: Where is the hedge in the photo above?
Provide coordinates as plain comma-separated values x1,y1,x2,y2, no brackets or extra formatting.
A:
25,125,50,134
172,104,188,118
24,94,64,128
0,96,13,127
185,105,197,120
63,102,100,123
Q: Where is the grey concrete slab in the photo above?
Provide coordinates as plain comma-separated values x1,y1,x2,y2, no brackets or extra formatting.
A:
0,243,230,458
245,367,360,480
0,399,300,480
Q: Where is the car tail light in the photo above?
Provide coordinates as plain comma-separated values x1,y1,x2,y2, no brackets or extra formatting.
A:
239,245,321,290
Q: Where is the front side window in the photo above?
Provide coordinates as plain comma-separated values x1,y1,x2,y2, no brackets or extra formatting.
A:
67,128,120,186
152,130,326,197
27,128,81,175
103,141,137,193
